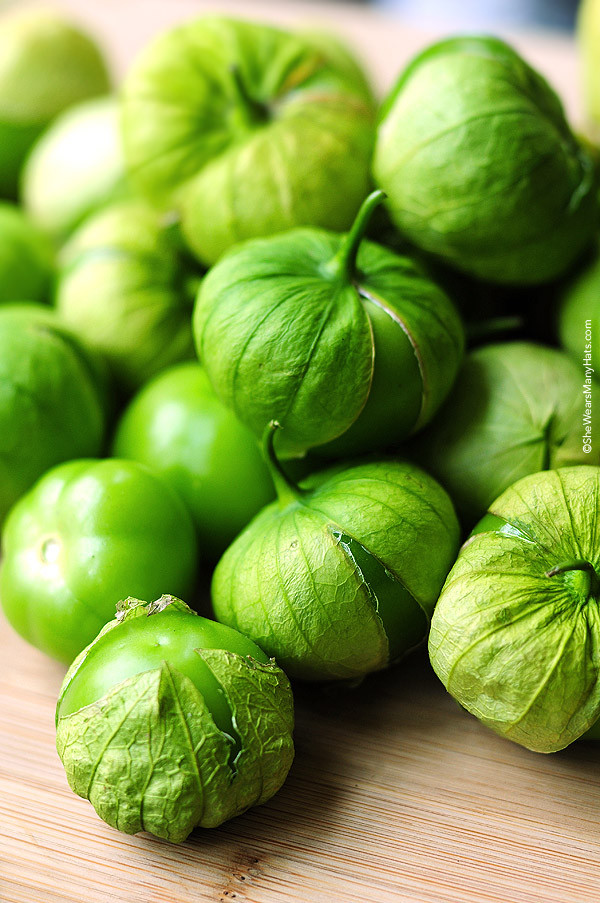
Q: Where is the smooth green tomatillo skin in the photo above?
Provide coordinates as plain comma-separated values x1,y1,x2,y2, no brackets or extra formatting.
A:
0,459,198,663
331,531,427,660
121,16,375,265
557,240,600,364
411,342,600,527
55,199,199,391
374,36,598,284
55,595,294,842
0,9,110,197
22,96,128,238
0,307,106,525
0,202,53,304
113,362,275,559
212,452,460,681
58,599,269,732
194,214,464,457
429,466,600,753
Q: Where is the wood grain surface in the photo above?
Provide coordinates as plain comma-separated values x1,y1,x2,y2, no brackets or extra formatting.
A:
1,2,599,902
2,609,600,903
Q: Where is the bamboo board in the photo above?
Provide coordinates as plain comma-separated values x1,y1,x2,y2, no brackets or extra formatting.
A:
1,2,599,901
2,611,600,903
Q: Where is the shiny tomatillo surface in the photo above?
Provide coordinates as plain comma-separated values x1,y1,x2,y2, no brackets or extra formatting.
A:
55,596,294,842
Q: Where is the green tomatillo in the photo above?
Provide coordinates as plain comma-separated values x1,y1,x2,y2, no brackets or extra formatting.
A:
113,362,275,559
194,191,464,458
120,15,376,265
429,466,600,753
0,202,53,304
22,96,128,239
411,342,600,526
0,305,106,525
374,36,598,284
55,595,294,842
55,199,200,391
0,8,110,198
557,240,599,367
0,458,198,663
211,424,460,681
0,301,114,420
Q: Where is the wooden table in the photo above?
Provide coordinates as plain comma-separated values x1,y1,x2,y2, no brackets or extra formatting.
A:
1,3,599,902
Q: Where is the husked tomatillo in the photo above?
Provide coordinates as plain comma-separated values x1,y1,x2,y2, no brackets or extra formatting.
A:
56,595,294,842
0,458,198,662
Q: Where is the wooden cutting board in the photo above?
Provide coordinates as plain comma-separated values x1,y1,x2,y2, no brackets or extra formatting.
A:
1,2,599,902
2,611,600,903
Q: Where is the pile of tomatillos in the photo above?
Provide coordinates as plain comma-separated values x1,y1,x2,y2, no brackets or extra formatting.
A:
0,6,599,843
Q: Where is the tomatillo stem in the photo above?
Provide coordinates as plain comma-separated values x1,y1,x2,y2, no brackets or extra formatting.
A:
229,65,268,127
262,421,307,506
324,190,386,282
545,559,600,598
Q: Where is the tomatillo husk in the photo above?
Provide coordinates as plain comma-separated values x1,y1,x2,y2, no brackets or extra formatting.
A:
194,191,464,458
374,36,598,284
55,595,294,842
411,342,600,526
211,424,460,681
121,15,376,265
429,466,600,753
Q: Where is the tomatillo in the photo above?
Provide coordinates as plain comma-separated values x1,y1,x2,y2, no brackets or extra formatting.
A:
0,8,110,197
211,424,460,681
194,191,464,458
557,240,599,366
374,36,597,284
0,458,198,663
56,595,294,842
121,15,375,265
0,202,53,304
411,342,600,525
113,362,274,559
0,305,106,525
22,96,127,239
55,199,200,391
429,466,600,753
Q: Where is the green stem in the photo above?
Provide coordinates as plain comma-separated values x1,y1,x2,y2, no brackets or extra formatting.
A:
229,65,268,127
539,413,555,472
324,190,386,282
262,421,306,507
545,559,600,598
